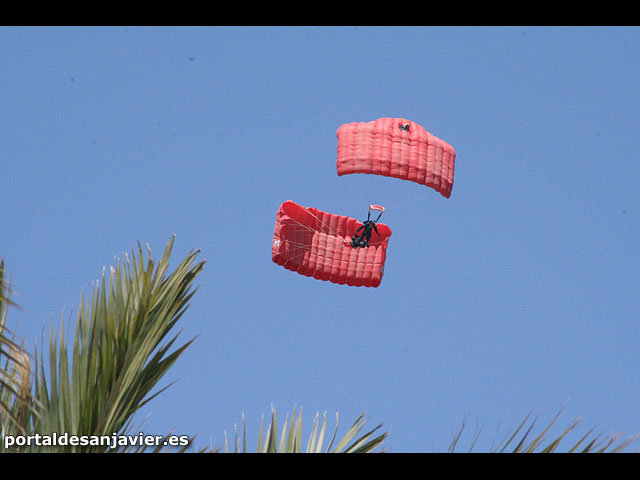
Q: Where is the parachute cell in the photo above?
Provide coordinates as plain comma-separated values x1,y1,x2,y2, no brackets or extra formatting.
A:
336,117,456,198
271,200,392,288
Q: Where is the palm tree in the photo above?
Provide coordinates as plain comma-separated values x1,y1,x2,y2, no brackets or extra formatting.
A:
0,237,636,453
1,237,205,452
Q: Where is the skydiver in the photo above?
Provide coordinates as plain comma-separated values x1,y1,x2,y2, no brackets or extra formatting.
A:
350,207,382,248
350,220,379,248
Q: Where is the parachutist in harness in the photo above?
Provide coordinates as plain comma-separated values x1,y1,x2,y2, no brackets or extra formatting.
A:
350,205,384,248
350,219,379,248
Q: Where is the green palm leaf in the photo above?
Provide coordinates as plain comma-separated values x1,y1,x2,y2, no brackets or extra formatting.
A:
448,408,639,453
27,236,204,452
0,260,37,442
227,406,388,453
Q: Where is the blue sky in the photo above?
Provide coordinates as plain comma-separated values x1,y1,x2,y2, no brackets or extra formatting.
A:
1,26,639,452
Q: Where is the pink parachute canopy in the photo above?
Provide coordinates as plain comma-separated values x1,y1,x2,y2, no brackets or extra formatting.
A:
336,117,456,198
272,200,392,288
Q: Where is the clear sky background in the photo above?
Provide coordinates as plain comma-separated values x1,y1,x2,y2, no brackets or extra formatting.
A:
2,26,639,452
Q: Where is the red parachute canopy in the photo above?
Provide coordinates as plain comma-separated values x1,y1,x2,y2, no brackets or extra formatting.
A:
336,117,456,198
272,200,392,288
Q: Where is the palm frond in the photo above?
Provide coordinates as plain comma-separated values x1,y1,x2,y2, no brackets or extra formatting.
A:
448,408,640,453
226,405,388,453
27,236,204,452
0,260,38,446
